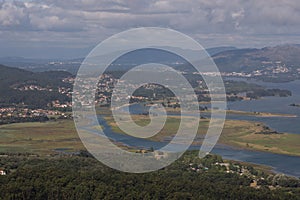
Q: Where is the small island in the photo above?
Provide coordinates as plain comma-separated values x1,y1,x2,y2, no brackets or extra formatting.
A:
289,103,300,107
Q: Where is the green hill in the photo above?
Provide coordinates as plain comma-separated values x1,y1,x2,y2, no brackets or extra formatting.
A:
0,65,72,108
213,44,300,73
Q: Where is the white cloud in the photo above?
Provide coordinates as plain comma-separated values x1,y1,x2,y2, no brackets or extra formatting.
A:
0,0,300,58
1,0,300,34
0,1,25,26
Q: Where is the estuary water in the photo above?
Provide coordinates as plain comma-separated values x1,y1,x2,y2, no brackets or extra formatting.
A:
96,114,300,177
95,79,300,177
225,78,300,134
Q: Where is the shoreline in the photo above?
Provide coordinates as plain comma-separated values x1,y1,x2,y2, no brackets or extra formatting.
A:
225,109,297,118
101,112,300,157
164,107,297,118
1,118,300,177
213,138,300,157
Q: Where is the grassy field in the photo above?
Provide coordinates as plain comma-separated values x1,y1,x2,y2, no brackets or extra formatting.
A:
165,106,297,117
1,111,300,156
0,120,84,155
219,120,300,156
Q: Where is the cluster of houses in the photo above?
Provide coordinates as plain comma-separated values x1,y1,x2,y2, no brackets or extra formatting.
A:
188,161,264,189
49,100,72,109
62,77,75,84
13,83,73,98
96,74,117,105
13,84,52,92
0,107,68,120
72,74,116,107
219,61,293,78
0,107,46,118
58,87,72,97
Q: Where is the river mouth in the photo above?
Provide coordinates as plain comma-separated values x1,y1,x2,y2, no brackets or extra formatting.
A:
93,112,300,177
91,79,300,177
225,78,300,134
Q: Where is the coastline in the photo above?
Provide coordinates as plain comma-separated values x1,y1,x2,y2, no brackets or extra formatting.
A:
164,107,298,118
1,118,300,177
101,112,300,157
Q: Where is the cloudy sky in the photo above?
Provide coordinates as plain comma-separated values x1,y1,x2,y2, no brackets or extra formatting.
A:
0,0,299,59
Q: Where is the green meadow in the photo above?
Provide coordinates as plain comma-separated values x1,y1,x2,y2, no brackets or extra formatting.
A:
1,111,300,156
0,120,84,155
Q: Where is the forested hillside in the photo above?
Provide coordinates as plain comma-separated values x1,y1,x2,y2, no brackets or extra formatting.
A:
0,65,72,108
1,152,299,200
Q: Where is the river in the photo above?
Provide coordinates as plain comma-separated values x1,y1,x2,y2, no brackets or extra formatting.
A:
95,79,300,177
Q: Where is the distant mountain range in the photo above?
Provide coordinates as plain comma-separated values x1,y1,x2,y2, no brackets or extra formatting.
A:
212,44,300,73
0,44,300,76
0,46,236,74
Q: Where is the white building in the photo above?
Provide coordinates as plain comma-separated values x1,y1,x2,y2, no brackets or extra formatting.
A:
0,170,6,176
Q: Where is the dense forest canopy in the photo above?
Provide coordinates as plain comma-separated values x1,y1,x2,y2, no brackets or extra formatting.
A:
0,151,299,200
